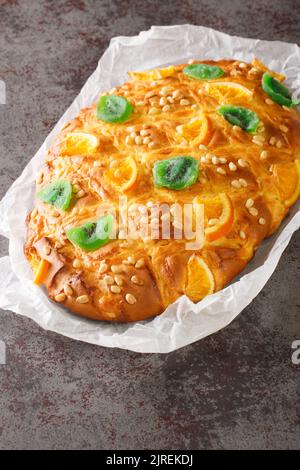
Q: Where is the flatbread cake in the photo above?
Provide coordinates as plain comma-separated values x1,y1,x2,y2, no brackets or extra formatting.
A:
24,58,300,322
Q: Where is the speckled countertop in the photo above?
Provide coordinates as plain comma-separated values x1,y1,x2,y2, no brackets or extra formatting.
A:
0,0,299,450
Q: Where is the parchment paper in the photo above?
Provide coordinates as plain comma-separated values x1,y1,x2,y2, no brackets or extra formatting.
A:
0,25,299,353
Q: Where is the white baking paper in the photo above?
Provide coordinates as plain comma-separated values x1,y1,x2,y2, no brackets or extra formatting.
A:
0,24,299,353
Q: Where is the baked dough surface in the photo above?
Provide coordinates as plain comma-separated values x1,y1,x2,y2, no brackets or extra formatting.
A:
25,59,300,322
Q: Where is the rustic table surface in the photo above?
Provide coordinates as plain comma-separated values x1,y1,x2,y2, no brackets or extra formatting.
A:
0,0,299,450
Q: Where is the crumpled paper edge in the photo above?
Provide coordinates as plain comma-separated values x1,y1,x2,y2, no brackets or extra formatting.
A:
0,24,299,353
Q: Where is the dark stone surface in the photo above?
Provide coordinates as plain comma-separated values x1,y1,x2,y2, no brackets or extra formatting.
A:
0,0,299,450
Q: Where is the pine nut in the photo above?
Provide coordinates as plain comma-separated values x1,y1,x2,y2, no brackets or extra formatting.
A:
260,150,268,160
55,293,66,302
231,180,241,188
148,107,159,115
142,136,151,145
111,285,121,294
252,137,263,146
77,189,86,198
73,259,81,268
229,162,237,171
239,230,246,239
131,275,143,286
99,263,108,274
135,136,143,145
238,158,248,167
239,178,248,187
114,275,123,286
64,285,73,296
180,99,190,106
249,207,258,216
160,86,172,96
111,265,123,274
216,167,226,175
135,258,145,269
104,275,114,285
258,217,266,225
76,295,89,304
125,293,137,305
245,198,254,209
172,89,181,99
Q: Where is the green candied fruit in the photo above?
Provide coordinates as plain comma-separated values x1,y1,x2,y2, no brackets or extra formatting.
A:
261,73,300,107
96,95,133,123
153,156,199,190
36,180,72,211
66,214,114,252
183,63,225,81
218,105,260,133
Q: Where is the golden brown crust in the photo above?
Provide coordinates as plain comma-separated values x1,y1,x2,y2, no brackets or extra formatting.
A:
24,58,300,322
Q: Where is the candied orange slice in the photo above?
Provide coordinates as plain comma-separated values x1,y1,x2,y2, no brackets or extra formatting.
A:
185,255,215,302
61,132,99,156
33,258,50,285
130,65,176,81
272,160,300,207
176,115,212,146
194,193,234,242
205,81,253,102
105,156,138,192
